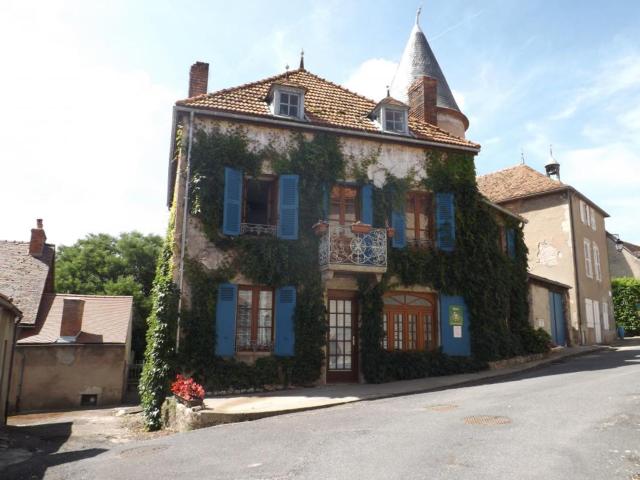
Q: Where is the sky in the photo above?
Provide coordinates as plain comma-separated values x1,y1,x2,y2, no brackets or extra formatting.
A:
1,0,639,246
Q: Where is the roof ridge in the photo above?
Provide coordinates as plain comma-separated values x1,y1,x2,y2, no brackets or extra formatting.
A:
477,163,531,178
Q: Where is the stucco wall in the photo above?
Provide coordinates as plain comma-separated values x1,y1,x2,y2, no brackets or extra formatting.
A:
0,308,18,423
607,237,640,279
9,344,127,412
529,283,552,332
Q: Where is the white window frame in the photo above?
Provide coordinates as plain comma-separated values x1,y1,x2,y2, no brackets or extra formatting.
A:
592,299,600,330
580,200,587,224
589,206,597,231
271,87,305,120
593,244,602,282
602,301,610,330
585,298,594,327
583,238,593,279
382,108,408,134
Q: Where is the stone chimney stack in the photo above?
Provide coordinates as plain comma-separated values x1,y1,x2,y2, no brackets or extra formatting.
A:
60,298,85,338
408,76,438,126
188,61,209,97
29,219,46,258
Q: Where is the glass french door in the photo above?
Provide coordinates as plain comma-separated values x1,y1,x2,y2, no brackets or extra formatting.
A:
327,292,358,382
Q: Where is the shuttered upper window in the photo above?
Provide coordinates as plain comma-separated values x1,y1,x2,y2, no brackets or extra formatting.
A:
584,239,593,278
329,185,358,225
236,286,274,352
593,244,602,282
406,192,433,247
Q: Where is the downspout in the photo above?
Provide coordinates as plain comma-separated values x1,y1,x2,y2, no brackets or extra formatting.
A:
567,191,583,345
176,110,195,351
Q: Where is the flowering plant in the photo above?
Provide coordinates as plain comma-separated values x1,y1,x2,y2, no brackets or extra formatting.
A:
170,374,205,401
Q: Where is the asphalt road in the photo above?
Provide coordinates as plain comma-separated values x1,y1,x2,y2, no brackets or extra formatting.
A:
9,341,640,480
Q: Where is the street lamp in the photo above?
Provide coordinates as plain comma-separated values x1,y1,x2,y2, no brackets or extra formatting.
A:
612,234,624,253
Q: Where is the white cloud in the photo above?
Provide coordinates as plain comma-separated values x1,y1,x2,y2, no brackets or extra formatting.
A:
343,58,398,101
0,2,179,245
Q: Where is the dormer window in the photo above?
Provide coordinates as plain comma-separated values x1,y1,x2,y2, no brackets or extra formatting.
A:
384,109,407,133
267,82,307,120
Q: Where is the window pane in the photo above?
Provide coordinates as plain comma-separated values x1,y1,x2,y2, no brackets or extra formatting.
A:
382,313,388,349
236,290,252,350
408,314,417,350
259,290,272,309
280,92,289,103
258,309,272,328
394,313,403,350
289,105,298,117
289,93,299,105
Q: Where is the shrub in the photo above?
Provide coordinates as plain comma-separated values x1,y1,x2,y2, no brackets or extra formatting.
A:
612,277,640,335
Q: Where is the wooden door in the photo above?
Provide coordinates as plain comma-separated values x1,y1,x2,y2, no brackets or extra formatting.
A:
327,291,358,382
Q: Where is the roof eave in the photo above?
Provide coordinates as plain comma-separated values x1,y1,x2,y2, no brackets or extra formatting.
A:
481,198,528,223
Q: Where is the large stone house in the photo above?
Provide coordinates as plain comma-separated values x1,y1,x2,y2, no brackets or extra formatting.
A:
477,161,616,345
0,221,134,412
165,15,537,386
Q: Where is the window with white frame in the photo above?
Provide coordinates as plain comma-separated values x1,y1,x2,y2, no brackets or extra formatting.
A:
278,90,301,118
589,206,597,231
580,200,587,223
384,108,407,133
602,301,610,330
593,244,602,281
583,238,593,278
585,298,594,327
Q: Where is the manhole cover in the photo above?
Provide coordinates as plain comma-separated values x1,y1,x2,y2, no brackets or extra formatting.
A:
426,404,458,412
118,444,169,458
463,415,511,425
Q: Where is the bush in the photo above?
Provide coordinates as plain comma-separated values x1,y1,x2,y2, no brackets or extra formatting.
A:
612,278,640,336
520,327,552,353
203,356,294,393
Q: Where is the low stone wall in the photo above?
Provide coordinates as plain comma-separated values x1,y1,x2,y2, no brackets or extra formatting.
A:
487,352,548,370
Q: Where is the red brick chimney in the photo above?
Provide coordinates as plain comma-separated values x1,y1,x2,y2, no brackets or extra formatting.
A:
188,62,209,97
29,218,46,257
408,76,438,126
60,298,85,338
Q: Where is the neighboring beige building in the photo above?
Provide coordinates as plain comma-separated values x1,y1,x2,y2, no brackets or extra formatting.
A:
607,233,640,279
0,293,21,425
478,163,615,345
9,294,132,412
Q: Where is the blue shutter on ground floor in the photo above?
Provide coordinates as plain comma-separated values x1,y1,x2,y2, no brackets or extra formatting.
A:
215,283,237,356
277,175,299,240
361,184,373,225
222,167,242,236
436,192,455,252
391,210,406,248
506,228,516,258
439,295,471,356
274,286,296,356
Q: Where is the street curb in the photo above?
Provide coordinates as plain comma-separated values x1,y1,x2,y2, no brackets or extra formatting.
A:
196,346,610,427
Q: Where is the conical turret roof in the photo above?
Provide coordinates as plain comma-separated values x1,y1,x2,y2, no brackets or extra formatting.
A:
390,12,461,112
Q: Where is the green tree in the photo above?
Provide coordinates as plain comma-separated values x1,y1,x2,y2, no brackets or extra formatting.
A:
612,277,640,335
56,232,163,360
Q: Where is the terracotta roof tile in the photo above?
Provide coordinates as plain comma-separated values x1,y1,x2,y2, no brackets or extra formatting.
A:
177,69,479,150
0,241,54,325
477,164,567,203
18,294,133,344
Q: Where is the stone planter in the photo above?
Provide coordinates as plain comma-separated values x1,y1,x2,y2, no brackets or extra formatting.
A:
174,394,204,408
351,223,372,234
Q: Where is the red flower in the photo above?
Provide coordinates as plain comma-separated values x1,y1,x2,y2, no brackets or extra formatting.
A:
171,374,205,401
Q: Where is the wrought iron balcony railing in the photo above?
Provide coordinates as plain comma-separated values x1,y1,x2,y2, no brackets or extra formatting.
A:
318,224,387,270
240,223,277,236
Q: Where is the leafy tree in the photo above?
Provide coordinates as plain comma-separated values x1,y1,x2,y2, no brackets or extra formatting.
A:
612,277,640,335
56,232,163,360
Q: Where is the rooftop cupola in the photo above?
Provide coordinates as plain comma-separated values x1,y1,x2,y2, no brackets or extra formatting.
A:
545,145,561,181
390,8,469,138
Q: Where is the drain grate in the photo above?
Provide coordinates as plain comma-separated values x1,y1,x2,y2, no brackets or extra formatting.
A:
426,404,458,412
463,415,511,425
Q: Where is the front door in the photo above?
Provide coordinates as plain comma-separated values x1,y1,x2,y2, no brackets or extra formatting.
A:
549,291,566,346
327,292,358,382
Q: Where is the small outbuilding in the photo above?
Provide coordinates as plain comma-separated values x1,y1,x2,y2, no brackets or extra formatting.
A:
528,274,571,346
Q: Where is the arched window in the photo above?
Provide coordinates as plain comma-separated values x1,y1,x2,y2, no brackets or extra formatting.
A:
382,292,437,351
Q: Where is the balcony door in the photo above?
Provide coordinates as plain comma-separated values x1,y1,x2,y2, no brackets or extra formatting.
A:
327,291,359,383
329,185,358,225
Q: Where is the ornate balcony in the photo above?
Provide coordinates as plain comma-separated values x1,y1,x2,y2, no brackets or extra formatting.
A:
240,223,277,236
318,224,387,279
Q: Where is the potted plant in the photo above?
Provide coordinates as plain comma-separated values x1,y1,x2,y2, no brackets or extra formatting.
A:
312,220,329,236
351,222,372,234
171,374,205,407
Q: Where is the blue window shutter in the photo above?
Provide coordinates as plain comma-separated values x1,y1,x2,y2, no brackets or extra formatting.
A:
274,286,296,356
361,184,373,225
436,192,455,252
277,174,299,240
222,167,242,236
215,283,237,357
391,210,406,248
507,228,516,258
322,183,329,221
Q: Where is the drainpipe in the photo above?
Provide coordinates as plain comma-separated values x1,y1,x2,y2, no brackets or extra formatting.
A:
567,191,583,345
176,111,195,351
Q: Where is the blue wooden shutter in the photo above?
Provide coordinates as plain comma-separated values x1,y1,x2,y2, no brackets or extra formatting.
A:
274,286,296,356
436,192,455,252
361,184,373,225
391,210,406,248
277,174,299,240
506,228,516,258
439,295,471,356
215,283,237,357
222,167,242,236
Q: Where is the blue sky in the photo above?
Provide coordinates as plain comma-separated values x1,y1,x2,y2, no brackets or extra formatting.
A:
1,0,639,245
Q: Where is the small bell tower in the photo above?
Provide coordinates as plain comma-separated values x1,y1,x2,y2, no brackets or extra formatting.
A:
545,145,561,181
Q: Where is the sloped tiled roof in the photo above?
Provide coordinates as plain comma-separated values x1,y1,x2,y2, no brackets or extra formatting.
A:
476,164,568,203
177,68,478,150
0,242,54,326
18,294,133,344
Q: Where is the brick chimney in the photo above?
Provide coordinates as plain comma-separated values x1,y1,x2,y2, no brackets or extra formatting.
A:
188,61,209,97
408,76,438,126
60,298,85,338
29,218,46,257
